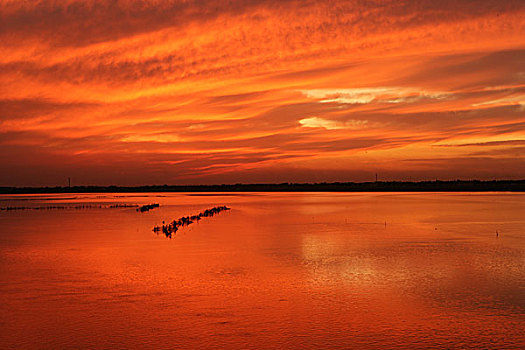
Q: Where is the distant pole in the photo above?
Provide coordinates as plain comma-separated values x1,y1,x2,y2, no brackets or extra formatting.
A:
375,173,378,182
68,177,71,188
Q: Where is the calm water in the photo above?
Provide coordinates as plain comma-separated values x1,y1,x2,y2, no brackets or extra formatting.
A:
0,192,524,349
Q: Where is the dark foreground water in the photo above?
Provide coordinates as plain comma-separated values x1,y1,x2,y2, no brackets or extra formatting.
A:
0,192,524,349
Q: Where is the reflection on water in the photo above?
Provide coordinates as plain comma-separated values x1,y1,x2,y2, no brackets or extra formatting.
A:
0,192,524,349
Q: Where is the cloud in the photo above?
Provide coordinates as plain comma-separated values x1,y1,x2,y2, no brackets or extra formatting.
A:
471,95,525,108
434,139,525,147
1,1,525,185
299,117,368,130
301,88,449,105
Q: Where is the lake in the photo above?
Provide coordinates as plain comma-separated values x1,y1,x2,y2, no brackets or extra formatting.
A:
0,192,524,349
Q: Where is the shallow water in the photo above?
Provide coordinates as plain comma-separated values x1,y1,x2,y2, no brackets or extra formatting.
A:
0,192,524,349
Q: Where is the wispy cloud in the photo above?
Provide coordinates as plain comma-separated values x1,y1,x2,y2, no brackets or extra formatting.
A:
301,88,449,105
472,95,525,108
299,117,368,130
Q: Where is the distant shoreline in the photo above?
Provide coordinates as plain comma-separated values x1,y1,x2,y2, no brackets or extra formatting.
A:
1,180,524,194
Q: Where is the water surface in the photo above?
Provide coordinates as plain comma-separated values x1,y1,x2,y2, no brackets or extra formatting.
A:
0,192,524,349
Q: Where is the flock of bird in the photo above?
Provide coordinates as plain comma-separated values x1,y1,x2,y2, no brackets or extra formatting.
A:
153,205,230,238
137,203,160,212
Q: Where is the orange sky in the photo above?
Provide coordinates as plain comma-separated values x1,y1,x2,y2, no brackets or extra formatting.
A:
1,0,525,186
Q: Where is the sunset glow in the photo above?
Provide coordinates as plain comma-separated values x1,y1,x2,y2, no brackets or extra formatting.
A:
1,0,525,185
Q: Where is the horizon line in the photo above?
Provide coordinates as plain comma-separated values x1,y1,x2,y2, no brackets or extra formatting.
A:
1,179,524,194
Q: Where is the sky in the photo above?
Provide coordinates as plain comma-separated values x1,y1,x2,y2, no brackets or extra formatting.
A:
1,0,524,186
